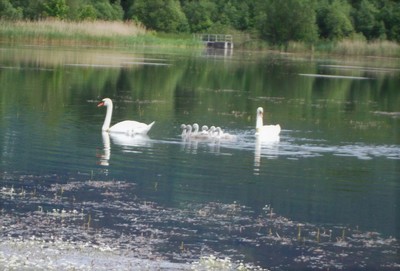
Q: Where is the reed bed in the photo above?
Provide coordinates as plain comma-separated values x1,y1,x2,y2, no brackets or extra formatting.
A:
331,39,400,57
16,19,146,36
0,20,137,46
0,20,399,55
285,39,400,57
0,19,201,47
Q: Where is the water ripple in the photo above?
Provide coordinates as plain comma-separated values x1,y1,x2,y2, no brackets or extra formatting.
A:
189,130,400,161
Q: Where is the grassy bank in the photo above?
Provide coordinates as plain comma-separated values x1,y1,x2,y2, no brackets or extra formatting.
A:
0,20,202,48
0,20,399,57
270,39,400,57
329,39,400,57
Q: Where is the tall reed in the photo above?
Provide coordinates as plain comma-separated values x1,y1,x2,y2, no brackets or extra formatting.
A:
1,20,399,55
283,39,400,57
332,39,400,57
0,19,148,46
0,20,204,48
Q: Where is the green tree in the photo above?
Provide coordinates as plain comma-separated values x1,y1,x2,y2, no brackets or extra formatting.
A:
130,0,189,33
2,0,400,44
42,0,69,19
77,4,97,21
352,0,385,40
260,0,318,45
0,0,23,20
380,1,400,41
212,0,253,31
11,0,44,20
182,0,216,33
92,0,123,20
230,1,252,30
120,0,134,19
317,0,354,40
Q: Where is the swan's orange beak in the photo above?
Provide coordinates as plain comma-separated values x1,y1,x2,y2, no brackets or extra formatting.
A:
97,101,105,107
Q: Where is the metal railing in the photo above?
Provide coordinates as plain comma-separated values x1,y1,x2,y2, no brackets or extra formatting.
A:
195,34,233,43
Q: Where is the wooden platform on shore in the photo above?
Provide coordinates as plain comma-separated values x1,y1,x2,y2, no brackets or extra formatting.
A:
195,34,233,49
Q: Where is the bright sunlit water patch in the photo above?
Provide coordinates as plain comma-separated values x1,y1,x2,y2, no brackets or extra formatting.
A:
299,73,370,80
320,64,400,74
195,129,400,161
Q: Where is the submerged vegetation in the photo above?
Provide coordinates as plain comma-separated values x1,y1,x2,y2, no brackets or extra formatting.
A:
1,173,399,270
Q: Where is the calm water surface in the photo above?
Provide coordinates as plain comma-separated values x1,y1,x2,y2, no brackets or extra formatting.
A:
0,46,399,270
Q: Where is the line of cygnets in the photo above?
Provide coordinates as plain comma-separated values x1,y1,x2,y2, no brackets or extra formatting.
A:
180,123,236,141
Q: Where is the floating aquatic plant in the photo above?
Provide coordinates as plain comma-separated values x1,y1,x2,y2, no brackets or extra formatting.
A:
0,173,399,270
191,255,266,271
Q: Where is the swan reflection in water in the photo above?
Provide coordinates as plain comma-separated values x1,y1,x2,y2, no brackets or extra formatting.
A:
98,132,152,166
98,132,111,166
181,134,221,154
254,135,280,175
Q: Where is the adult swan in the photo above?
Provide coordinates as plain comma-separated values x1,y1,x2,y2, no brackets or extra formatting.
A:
255,107,281,138
97,98,155,135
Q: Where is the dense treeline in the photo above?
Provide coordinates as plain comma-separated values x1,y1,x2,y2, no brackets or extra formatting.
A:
1,0,400,45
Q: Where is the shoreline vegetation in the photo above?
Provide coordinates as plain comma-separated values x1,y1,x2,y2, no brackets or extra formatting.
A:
0,20,202,48
0,20,399,57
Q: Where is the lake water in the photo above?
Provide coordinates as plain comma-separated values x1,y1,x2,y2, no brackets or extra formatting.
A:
0,46,399,270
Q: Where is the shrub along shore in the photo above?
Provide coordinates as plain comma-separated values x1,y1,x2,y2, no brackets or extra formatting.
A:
0,20,399,57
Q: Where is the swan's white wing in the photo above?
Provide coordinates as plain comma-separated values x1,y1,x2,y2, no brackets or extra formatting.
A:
256,124,281,138
109,120,154,135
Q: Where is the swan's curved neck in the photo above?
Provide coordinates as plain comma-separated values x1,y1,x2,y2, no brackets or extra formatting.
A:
102,103,113,131
256,114,263,130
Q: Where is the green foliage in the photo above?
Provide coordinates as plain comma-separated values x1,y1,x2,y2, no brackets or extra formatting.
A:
1,0,400,44
10,0,44,20
42,0,69,19
77,4,97,21
130,0,189,33
317,0,354,40
260,0,318,45
0,0,23,20
378,1,400,41
352,0,384,40
182,1,216,33
92,0,123,21
230,1,252,30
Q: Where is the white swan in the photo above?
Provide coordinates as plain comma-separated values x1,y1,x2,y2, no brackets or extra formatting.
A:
185,124,193,136
201,125,209,135
180,124,187,137
215,127,236,140
192,123,200,135
255,107,281,138
97,98,155,135
191,124,210,140
208,126,217,137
